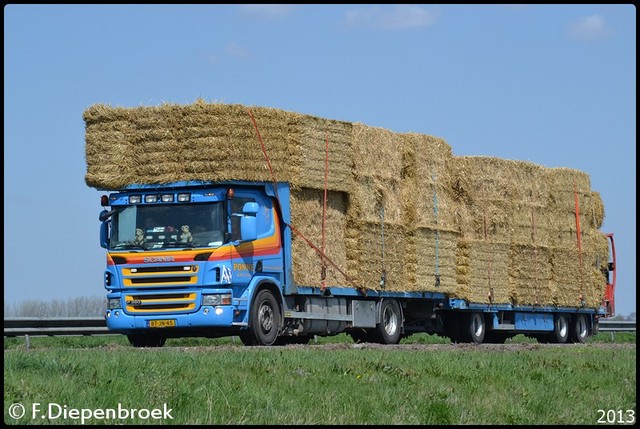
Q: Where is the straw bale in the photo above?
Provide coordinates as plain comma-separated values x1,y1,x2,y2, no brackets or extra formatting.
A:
347,176,405,224
456,239,510,304
549,230,607,308
290,188,349,287
551,246,591,307
345,221,408,291
352,123,405,180
508,244,554,305
450,156,555,247
450,156,548,203
292,115,354,192
414,227,460,294
402,133,457,229
544,167,599,228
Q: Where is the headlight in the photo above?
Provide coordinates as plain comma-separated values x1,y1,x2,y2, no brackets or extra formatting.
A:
107,298,121,310
202,294,232,306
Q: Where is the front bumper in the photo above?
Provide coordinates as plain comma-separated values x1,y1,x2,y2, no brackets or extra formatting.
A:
105,305,241,333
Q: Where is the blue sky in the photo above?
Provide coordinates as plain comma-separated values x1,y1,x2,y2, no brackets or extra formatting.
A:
4,4,636,316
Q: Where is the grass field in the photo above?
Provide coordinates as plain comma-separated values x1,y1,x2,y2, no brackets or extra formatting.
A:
4,333,636,425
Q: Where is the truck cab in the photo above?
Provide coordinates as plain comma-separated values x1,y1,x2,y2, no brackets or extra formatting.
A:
100,181,286,347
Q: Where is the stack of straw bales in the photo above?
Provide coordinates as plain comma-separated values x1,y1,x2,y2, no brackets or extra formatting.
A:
85,101,609,308
84,101,353,192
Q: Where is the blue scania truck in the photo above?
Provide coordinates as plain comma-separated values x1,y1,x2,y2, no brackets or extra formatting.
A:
99,180,616,347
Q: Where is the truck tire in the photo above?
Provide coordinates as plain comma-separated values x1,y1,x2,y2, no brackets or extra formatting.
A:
459,312,486,344
127,333,166,347
569,314,589,343
549,313,569,343
239,289,281,346
375,299,402,344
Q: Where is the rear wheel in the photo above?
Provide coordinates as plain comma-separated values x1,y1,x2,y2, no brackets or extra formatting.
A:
549,313,569,343
459,312,486,344
239,289,281,346
570,314,589,343
375,299,402,344
127,333,166,347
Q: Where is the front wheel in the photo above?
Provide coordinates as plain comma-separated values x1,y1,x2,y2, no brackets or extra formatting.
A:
239,289,281,346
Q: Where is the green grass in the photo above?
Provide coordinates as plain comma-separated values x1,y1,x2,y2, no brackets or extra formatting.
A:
3,333,636,425
4,330,635,351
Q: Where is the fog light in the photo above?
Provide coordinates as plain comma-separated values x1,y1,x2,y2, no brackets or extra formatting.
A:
203,308,210,315
215,307,223,315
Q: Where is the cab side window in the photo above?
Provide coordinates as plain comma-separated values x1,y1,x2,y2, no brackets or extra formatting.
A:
230,197,255,241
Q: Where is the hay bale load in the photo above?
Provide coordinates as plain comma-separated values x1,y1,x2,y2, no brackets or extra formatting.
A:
84,101,353,192
85,101,609,307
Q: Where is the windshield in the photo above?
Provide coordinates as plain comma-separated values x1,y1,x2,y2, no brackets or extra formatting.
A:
109,202,226,250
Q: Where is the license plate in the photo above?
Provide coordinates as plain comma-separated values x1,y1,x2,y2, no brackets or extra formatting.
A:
148,319,176,328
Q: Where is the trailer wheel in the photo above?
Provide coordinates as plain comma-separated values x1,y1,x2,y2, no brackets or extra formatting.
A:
376,299,402,344
549,313,569,343
570,314,589,343
460,312,486,344
239,289,281,346
127,333,166,348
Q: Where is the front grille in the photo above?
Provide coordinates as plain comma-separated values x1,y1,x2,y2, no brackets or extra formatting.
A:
125,292,197,314
122,265,199,287
129,276,193,284
128,266,196,274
